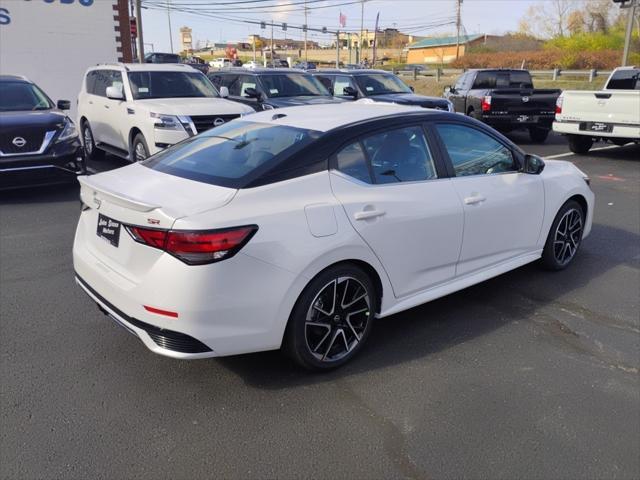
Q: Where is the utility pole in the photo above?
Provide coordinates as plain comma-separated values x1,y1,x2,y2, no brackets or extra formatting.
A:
271,20,274,65
130,0,137,60
359,0,365,64
253,35,257,62
455,0,462,60
304,0,308,61
622,0,638,66
135,0,144,62
336,31,340,68
167,0,174,53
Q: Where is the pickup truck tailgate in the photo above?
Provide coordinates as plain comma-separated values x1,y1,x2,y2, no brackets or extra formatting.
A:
490,88,559,114
557,90,640,126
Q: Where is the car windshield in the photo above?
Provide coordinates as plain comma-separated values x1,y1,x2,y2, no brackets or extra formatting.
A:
259,74,330,97
128,71,219,99
606,69,640,90
143,121,322,187
355,74,412,95
0,81,53,112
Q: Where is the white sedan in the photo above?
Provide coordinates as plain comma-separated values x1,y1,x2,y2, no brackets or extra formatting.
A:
73,103,594,370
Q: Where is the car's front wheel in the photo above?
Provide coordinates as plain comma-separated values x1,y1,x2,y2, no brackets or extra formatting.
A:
284,264,376,371
131,133,150,162
82,122,104,160
567,135,593,154
541,199,585,270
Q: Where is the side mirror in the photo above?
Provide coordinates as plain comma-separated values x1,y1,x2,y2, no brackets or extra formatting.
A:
244,87,261,100
409,85,415,92
106,85,124,100
219,86,230,98
343,86,358,98
523,154,545,175
57,100,71,110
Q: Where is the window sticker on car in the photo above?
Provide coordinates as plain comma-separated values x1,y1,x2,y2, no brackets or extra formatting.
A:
366,86,374,91
138,87,149,93
270,89,279,94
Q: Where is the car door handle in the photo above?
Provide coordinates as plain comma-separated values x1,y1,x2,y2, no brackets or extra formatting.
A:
354,209,386,220
104,105,110,109
88,101,93,105
464,194,486,205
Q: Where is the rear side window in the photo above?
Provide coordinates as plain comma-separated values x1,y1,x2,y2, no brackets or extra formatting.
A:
363,126,437,184
606,69,640,90
143,121,322,188
336,142,371,184
436,124,515,177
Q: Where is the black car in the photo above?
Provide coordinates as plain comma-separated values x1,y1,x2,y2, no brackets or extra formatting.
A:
0,75,84,189
292,61,317,70
312,69,453,111
444,69,561,143
144,52,182,64
208,68,344,111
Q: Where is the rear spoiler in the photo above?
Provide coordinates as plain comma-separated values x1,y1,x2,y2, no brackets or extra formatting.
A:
78,175,161,213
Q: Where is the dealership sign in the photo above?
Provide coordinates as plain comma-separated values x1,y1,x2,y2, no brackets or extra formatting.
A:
1,0,95,26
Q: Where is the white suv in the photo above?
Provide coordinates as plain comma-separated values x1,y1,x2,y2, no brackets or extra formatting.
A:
77,63,253,161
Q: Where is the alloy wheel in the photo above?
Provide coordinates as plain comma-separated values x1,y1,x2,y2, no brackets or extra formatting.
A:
83,126,93,155
553,208,583,265
305,276,371,363
134,141,148,162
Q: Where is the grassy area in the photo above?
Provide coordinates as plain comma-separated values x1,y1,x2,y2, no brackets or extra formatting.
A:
404,75,608,98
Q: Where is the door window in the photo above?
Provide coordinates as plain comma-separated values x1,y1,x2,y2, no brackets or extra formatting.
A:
362,126,437,184
221,75,241,96
436,124,516,177
335,142,371,184
454,73,467,90
315,75,333,93
334,75,356,96
238,75,258,97
91,70,123,97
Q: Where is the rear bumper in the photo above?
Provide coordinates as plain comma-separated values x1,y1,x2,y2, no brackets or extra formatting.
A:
553,121,640,140
482,113,554,128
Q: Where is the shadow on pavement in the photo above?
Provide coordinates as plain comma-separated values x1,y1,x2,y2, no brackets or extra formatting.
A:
0,182,79,205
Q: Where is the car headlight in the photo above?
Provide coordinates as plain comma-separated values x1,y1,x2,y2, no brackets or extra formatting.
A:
150,112,184,130
57,118,78,142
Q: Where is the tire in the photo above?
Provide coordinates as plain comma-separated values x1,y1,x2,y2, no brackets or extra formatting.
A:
81,121,104,160
529,127,550,143
284,264,377,371
567,135,593,154
541,199,585,271
131,133,150,162
468,109,481,121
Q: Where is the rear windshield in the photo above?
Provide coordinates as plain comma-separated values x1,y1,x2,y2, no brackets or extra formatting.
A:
606,69,640,90
128,71,218,99
143,121,322,188
259,74,330,97
474,71,533,89
0,81,53,112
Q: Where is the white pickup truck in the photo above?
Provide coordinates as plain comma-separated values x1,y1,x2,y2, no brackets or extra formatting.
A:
553,67,640,153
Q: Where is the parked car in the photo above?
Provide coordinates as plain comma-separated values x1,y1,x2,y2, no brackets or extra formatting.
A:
553,66,640,153
444,69,561,143
183,56,209,75
208,68,344,111
144,52,182,64
77,63,253,162
0,75,84,189
265,59,290,68
73,102,593,370
312,69,453,111
293,61,317,70
242,60,260,70
209,57,232,69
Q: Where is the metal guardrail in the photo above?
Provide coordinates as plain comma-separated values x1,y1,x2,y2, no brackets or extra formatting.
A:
393,68,613,82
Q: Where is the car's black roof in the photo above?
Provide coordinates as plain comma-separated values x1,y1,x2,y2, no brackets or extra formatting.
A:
0,75,30,83
210,68,311,75
312,69,391,76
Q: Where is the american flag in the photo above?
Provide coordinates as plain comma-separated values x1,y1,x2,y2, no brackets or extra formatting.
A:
339,12,347,28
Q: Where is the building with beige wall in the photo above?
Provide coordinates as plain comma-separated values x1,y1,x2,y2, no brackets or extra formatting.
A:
406,34,485,64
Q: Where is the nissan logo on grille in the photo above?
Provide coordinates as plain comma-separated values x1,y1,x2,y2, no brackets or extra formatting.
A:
12,137,27,148
213,118,225,127
522,96,530,103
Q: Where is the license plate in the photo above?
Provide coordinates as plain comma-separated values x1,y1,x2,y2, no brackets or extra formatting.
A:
582,122,613,133
97,214,121,247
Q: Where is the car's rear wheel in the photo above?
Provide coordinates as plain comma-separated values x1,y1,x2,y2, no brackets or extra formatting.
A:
82,122,104,160
284,264,376,371
541,199,585,270
567,135,593,154
529,127,550,143
131,133,150,162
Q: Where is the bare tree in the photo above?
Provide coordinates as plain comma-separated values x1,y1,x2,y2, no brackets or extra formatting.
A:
518,0,575,38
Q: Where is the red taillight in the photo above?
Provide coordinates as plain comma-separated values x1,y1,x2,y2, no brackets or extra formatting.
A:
555,96,563,115
125,225,258,265
481,95,492,112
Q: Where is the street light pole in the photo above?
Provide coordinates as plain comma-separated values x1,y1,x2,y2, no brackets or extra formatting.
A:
135,0,144,62
622,0,638,66
167,0,174,53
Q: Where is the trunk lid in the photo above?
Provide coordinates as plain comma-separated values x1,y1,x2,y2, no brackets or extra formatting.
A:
557,90,640,125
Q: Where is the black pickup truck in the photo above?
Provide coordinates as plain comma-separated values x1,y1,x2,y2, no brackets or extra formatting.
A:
444,69,561,143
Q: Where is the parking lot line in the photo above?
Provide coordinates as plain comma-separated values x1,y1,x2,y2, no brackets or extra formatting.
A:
544,145,620,160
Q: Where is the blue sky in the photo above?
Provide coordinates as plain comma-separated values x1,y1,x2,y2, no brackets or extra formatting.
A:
141,0,545,52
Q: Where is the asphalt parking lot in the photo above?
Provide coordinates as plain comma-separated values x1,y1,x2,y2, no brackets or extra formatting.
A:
1,132,638,479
